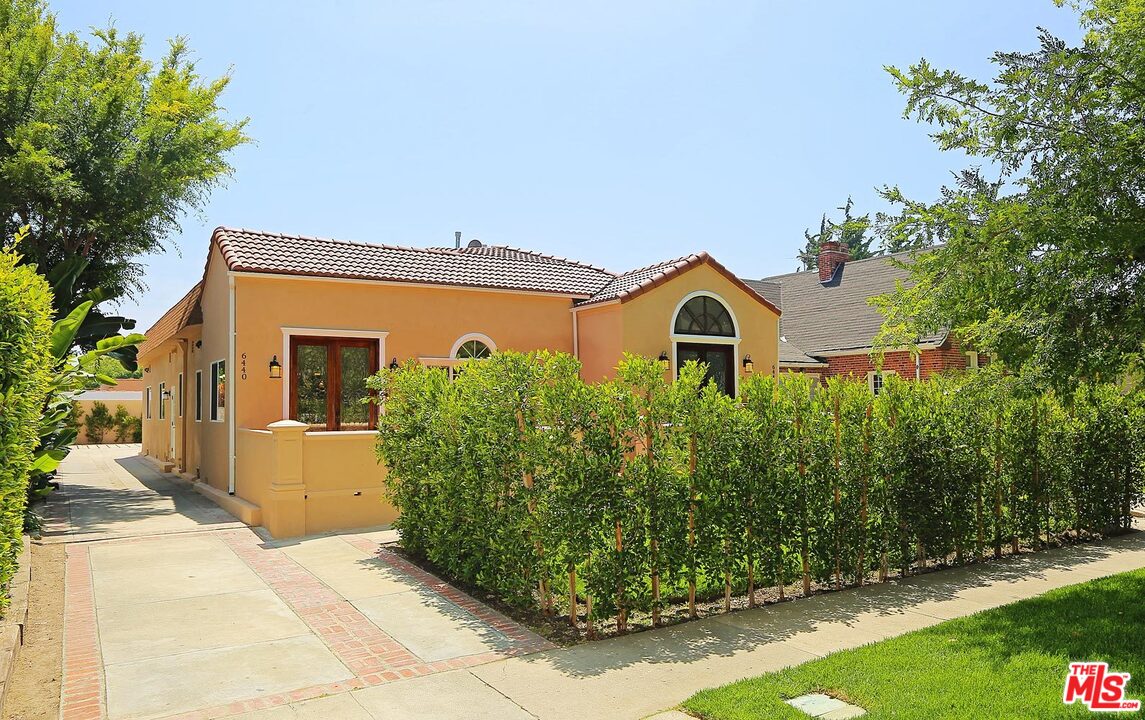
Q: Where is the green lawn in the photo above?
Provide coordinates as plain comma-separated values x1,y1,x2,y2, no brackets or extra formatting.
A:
684,568,1145,719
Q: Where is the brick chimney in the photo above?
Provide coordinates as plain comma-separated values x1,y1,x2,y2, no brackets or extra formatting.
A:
818,240,850,283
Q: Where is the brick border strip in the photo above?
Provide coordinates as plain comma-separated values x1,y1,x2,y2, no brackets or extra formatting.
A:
150,530,544,720
60,545,104,720
340,535,555,655
157,647,520,720
218,531,535,681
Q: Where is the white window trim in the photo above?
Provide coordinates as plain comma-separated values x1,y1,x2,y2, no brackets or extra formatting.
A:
966,351,980,370
145,386,152,419
279,327,388,423
158,382,166,420
177,372,184,418
867,369,896,394
210,359,226,423
194,370,203,423
449,332,496,359
668,290,742,393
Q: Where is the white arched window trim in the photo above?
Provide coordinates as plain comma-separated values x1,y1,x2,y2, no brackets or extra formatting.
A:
449,333,497,359
668,290,742,390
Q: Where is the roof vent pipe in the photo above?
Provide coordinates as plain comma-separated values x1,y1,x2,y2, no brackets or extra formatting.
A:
454,231,462,249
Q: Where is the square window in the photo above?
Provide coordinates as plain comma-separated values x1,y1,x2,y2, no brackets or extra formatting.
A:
868,370,896,395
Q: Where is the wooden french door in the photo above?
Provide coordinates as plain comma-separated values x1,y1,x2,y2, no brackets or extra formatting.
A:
676,342,735,395
289,337,379,431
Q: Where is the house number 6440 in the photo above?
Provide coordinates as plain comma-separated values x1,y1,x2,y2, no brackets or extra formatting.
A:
241,352,248,380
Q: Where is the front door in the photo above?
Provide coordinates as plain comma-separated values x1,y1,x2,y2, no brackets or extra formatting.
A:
676,342,735,395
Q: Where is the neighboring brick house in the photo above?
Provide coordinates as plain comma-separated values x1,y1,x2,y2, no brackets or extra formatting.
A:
746,241,980,391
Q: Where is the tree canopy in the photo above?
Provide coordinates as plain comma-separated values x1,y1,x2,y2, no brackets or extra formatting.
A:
872,0,1145,388
797,197,878,271
0,0,249,305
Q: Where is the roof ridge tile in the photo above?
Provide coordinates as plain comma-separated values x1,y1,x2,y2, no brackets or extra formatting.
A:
210,226,616,297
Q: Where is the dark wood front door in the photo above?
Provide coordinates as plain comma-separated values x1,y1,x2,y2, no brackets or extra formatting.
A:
676,342,735,395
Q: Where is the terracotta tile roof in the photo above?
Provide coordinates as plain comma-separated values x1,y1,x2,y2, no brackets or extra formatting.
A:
579,252,781,315
748,251,946,357
138,282,202,360
214,227,616,296
434,243,615,272
583,255,697,304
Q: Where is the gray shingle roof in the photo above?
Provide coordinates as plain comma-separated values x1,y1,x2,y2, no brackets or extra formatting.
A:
779,337,827,367
749,251,945,358
214,227,617,296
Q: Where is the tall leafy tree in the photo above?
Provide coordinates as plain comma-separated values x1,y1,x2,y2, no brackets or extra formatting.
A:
0,0,249,314
797,197,877,271
871,0,1145,387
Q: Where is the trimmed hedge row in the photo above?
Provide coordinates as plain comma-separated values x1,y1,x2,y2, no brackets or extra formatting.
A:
371,352,1143,633
0,244,53,602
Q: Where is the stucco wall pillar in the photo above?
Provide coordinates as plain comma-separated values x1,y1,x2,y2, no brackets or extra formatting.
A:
265,419,307,538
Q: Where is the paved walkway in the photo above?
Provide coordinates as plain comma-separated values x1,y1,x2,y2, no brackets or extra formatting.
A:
50,446,552,720
49,445,1145,720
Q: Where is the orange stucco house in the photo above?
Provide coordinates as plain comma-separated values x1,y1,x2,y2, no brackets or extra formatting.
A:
138,227,781,538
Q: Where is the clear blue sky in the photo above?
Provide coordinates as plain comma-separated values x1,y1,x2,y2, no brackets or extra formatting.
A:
53,1,1081,332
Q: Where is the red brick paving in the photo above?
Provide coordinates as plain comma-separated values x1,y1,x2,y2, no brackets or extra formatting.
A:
220,529,554,677
341,534,554,655
61,544,105,720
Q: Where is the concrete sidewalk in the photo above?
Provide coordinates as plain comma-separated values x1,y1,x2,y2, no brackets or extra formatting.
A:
472,527,1145,719
239,522,1145,720
51,446,1145,720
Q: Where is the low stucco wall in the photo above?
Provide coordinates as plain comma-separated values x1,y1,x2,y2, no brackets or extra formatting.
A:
234,424,396,538
72,393,143,444
236,428,274,510
301,431,397,535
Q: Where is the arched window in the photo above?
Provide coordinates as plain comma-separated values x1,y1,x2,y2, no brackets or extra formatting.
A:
673,295,735,336
446,334,495,379
454,339,491,360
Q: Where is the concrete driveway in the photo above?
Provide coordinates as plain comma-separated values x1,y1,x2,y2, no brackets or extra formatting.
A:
49,446,1145,720
50,445,551,720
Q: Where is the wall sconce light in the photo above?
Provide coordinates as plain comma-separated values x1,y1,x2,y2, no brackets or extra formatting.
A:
658,350,669,371
194,340,202,349
269,355,282,379
742,354,754,374
144,367,151,374
389,357,400,371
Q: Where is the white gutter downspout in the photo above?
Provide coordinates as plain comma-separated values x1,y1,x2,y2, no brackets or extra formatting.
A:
572,305,579,359
178,338,188,471
915,351,921,381
228,272,236,495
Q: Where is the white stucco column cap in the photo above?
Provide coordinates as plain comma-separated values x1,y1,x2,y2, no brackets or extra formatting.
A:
267,420,309,431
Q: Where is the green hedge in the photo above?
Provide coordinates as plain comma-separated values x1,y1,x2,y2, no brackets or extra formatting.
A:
0,245,53,601
371,352,1144,633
